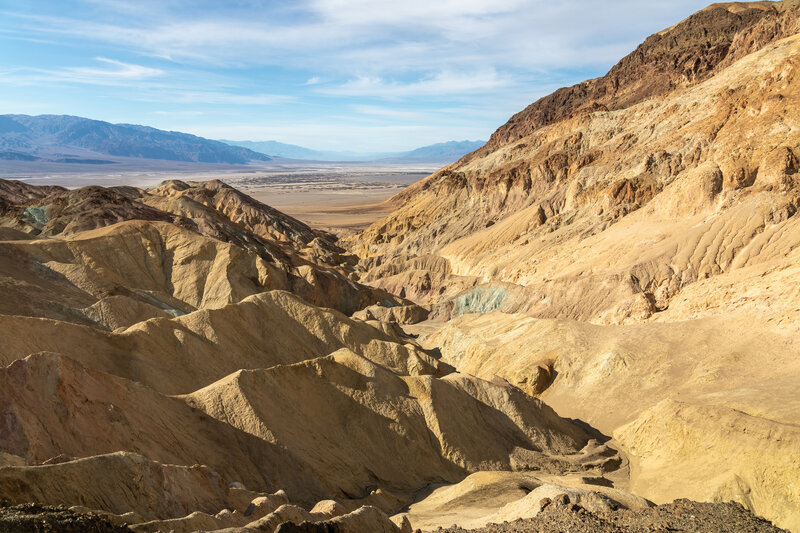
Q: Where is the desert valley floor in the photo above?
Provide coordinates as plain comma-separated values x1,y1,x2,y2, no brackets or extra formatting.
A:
0,162,430,235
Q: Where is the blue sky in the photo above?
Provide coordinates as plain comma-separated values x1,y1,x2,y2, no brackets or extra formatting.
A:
0,0,712,152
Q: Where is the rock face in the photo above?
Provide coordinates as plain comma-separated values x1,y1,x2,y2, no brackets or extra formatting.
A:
474,2,799,159
346,2,800,531
351,3,800,327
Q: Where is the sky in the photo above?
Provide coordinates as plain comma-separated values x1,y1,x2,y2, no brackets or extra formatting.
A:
0,0,713,152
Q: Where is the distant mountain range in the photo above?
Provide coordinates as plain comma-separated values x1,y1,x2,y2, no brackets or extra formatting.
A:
218,140,345,161
0,114,484,167
383,140,487,163
220,139,486,163
0,115,271,165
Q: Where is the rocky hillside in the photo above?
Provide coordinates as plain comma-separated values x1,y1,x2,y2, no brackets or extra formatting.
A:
0,178,406,326
349,2,800,531
0,178,649,532
0,115,271,164
352,1,800,325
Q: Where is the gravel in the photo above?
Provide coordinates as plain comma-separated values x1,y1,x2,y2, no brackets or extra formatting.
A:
0,503,129,533
432,497,789,533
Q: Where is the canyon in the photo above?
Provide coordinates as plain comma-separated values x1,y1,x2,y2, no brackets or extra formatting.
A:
1,1,799,532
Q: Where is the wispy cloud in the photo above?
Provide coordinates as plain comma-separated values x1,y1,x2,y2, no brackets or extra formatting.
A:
310,0,528,23
0,57,163,87
0,1,713,73
322,70,514,98
67,57,163,81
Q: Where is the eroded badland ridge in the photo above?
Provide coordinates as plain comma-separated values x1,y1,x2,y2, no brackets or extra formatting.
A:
0,2,797,533
349,1,800,530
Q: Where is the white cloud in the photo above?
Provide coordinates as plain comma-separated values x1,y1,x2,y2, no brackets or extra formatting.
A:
309,0,529,27
68,57,164,80
1,1,714,74
322,69,514,98
0,58,163,87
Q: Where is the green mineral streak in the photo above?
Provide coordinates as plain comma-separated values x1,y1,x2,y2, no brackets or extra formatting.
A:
451,286,509,317
22,206,48,226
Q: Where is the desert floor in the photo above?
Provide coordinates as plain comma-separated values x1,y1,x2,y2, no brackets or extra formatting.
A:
8,161,434,234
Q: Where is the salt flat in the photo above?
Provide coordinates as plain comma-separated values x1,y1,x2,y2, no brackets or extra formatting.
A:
4,160,434,234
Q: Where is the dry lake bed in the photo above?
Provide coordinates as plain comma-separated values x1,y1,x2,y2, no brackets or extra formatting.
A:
4,160,436,234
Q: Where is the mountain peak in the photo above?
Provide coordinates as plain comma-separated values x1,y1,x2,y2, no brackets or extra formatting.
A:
470,1,799,161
